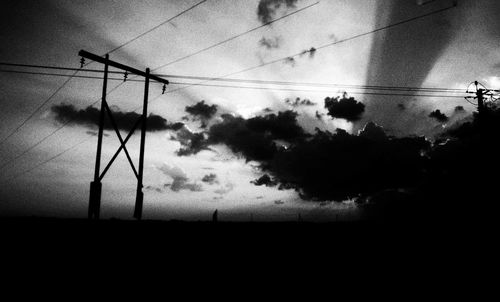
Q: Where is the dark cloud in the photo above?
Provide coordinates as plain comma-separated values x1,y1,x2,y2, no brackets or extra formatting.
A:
274,200,285,205
208,116,277,161
172,125,211,156
201,173,219,185
52,103,176,132
397,103,406,111
172,110,307,160
207,111,306,161
165,100,500,224
454,106,465,113
315,111,324,120
200,109,430,202
257,0,299,24
251,174,277,187
324,95,365,121
429,109,449,122
185,100,218,120
185,101,218,127
267,127,431,201
285,97,317,107
259,36,282,49
246,110,307,140
358,122,388,141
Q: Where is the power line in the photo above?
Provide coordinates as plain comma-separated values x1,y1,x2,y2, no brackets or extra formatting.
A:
159,74,466,93
0,120,71,171
163,2,458,96
313,4,458,53
0,137,90,185
0,69,80,147
0,1,318,185
164,82,466,98
0,0,209,147
0,68,467,93
0,68,467,99
106,0,210,55
0,2,459,180
0,79,124,169
151,1,320,71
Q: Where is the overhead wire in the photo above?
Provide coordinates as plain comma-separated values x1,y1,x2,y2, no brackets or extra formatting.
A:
0,67,467,93
0,137,91,185
0,0,209,147
151,1,320,71
0,2,462,183
161,2,459,96
0,68,468,94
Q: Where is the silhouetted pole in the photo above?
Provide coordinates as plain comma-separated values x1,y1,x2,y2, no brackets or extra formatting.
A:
79,50,168,221
477,86,485,116
88,54,109,220
134,68,150,220
212,209,218,222
475,82,487,136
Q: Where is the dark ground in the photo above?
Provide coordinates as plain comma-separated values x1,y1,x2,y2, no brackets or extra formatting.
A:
0,216,486,253
0,216,492,297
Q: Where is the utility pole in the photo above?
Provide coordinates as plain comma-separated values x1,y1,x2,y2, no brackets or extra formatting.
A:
88,54,109,220
134,68,150,220
80,50,169,220
476,86,485,117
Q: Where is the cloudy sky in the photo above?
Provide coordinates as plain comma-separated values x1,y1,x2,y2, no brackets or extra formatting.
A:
0,0,498,221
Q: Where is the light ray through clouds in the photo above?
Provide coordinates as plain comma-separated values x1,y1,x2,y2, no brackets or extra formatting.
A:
0,0,498,221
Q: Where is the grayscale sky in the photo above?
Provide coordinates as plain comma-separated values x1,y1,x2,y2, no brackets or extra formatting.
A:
0,0,498,221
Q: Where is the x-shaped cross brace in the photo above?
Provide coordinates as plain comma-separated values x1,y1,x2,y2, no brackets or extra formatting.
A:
99,100,141,181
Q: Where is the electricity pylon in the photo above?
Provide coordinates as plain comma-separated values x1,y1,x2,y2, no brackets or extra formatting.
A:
79,50,169,220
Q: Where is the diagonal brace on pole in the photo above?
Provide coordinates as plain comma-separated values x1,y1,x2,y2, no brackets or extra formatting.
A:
82,50,169,220
99,115,142,181
100,100,139,179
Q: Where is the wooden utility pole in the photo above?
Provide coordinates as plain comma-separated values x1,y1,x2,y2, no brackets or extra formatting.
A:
134,68,150,220
88,54,109,220
80,50,169,220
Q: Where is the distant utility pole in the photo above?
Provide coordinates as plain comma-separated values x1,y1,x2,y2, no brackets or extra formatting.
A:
465,81,499,117
80,50,169,220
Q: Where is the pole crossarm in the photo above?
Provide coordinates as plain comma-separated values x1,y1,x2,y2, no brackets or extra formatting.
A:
79,50,169,85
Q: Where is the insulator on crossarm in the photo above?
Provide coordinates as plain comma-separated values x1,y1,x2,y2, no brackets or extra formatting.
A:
162,84,166,94
124,71,128,82
80,57,85,68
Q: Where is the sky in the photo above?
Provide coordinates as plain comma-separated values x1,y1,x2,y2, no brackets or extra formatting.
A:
0,0,499,221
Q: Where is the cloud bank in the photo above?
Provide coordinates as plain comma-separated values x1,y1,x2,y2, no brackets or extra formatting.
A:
52,103,180,132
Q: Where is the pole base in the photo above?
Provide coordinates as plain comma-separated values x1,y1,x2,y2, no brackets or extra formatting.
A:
88,181,102,220
134,189,143,220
